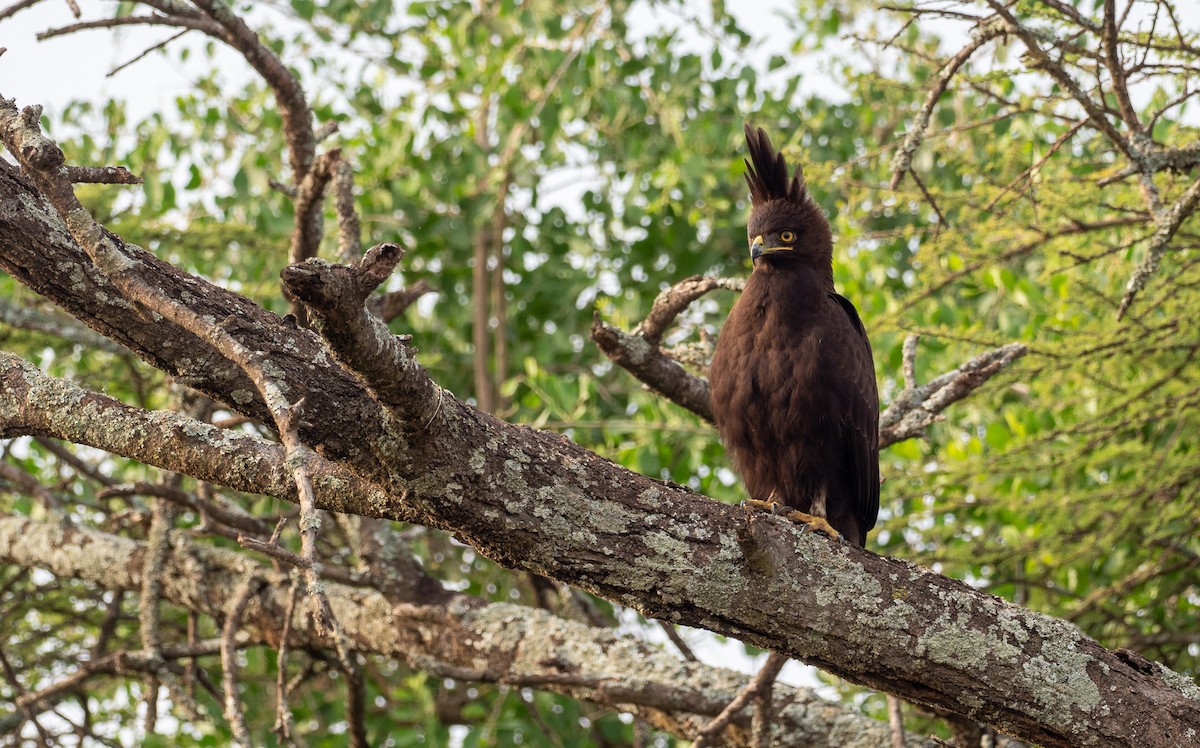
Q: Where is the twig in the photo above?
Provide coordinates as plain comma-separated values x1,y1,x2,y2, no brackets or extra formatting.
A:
375,279,435,322
658,621,697,662
909,170,947,230
108,29,190,77
33,437,118,486
332,155,362,263
637,275,745,345
0,460,64,511
902,334,920,390
0,299,128,354
139,497,177,733
38,14,221,41
64,165,143,184
1102,0,1141,136
237,532,367,587
692,652,787,748
1116,175,1200,319
92,590,125,657
100,480,270,536
272,574,301,741
881,342,1028,444
984,119,1086,213
221,575,261,746
890,16,1007,189
888,695,907,748
0,0,43,23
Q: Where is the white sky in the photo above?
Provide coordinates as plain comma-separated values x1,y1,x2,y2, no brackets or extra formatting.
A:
2,1,807,121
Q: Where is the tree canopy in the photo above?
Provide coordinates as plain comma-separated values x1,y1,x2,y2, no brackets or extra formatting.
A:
0,1,1198,747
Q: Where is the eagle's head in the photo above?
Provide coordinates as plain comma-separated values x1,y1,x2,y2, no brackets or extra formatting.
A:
742,124,833,278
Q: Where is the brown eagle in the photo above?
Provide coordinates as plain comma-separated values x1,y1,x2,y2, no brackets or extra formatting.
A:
709,125,879,547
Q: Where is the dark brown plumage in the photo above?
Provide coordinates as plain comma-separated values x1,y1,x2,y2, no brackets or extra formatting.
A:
709,124,879,546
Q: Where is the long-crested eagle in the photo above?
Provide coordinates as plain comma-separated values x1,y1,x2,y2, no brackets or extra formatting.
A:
709,125,880,547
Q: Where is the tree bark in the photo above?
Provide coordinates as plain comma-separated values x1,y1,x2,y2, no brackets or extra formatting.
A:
0,515,920,748
0,153,1198,747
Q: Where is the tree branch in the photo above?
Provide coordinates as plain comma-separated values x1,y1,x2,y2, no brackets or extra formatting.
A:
0,515,918,748
591,278,1027,447
0,100,1196,747
890,16,1008,189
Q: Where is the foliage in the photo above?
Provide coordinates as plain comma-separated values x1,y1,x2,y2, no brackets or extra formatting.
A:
1,0,1198,744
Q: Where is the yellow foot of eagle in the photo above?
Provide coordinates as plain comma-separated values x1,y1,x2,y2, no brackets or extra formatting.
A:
740,498,843,542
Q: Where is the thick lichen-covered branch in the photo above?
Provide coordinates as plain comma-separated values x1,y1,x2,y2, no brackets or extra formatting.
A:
1,101,1197,747
0,351,410,522
2,152,1200,744
0,515,915,748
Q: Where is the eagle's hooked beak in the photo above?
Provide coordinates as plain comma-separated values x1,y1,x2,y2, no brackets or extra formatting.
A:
750,235,792,261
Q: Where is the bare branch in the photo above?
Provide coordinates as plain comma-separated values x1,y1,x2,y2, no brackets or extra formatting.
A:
221,575,261,746
1102,0,1142,135
659,621,698,662
638,275,744,346
592,281,1027,449
38,14,222,41
0,515,922,748
0,351,414,522
880,342,1028,444
188,0,314,178
0,0,50,22
99,481,272,537
693,653,787,748
138,497,176,732
890,16,1008,189
888,695,906,748
0,298,129,353
272,575,300,741
375,279,435,322
64,165,143,184
0,459,64,512
108,29,190,77
1117,175,1200,319
332,155,362,262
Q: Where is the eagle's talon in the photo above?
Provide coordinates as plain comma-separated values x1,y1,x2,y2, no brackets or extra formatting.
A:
740,498,776,513
782,510,842,542
740,499,842,542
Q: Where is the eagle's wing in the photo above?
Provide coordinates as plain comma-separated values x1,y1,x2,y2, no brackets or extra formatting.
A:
829,293,881,535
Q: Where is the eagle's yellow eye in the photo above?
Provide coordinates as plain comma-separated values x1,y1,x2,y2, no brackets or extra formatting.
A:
779,230,795,243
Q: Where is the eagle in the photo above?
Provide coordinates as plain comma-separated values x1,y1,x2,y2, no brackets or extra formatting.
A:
709,125,880,547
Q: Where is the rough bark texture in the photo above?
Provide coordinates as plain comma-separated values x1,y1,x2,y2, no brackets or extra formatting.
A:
1,153,1199,746
0,515,919,748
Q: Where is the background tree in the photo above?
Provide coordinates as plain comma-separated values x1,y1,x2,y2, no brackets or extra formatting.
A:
0,1,1198,747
